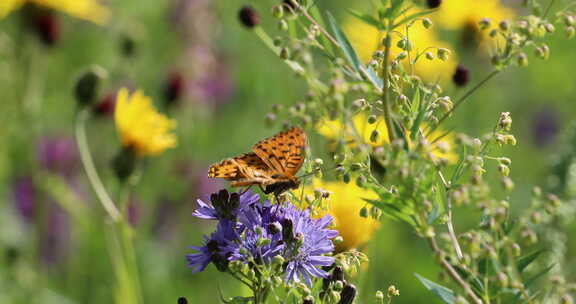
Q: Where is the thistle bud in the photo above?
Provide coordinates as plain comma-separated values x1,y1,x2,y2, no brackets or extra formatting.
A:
238,6,259,28
422,18,433,29
437,48,450,61
479,18,491,30
499,20,510,31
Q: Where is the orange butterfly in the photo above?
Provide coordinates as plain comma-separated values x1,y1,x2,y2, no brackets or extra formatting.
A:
208,127,307,196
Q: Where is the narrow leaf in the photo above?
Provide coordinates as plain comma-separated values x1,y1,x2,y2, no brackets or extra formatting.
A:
327,12,362,72
347,9,383,29
415,273,455,304
517,249,547,273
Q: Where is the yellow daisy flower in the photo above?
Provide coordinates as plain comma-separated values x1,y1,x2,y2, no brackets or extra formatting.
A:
306,179,380,252
344,15,458,83
317,113,457,164
432,0,515,52
0,0,109,24
114,88,177,157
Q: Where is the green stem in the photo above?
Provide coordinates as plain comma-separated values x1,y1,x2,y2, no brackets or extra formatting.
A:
75,109,122,222
427,70,500,138
381,33,395,143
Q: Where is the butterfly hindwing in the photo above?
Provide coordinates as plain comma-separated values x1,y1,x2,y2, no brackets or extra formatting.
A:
208,153,270,180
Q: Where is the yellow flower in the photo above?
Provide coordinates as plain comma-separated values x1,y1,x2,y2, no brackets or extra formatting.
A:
432,0,515,52
317,113,457,164
306,179,380,252
0,0,109,24
114,88,177,157
344,15,458,83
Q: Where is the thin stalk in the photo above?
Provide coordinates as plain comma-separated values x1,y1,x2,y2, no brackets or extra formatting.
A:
427,237,484,304
435,170,464,261
427,70,500,138
381,33,395,143
291,0,340,47
118,183,143,304
75,109,122,222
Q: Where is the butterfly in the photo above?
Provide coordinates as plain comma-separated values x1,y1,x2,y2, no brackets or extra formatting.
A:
208,127,307,197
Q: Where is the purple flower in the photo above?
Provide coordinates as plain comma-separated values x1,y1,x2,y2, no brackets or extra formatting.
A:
282,206,337,286
532,107,559,147
12,176,36,222
37,136,79,177
192,189,259,220
187,190,338,286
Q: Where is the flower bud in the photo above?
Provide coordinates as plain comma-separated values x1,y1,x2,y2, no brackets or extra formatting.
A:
375,290,384,301
367,115,377,124
425,52,435,60
356,175,367,188
31,11,60,46
302,296,314,304
499,20,510,31
479,18,491,30
163,72,185,106
544,23,555,33
238,6,259,28
113,148,137,181
517,52,529,66
452,65,470,87
565,15,575,26
339,284,357,304
426,0,442,9
74,66,106,107
278,19,289,31
177,297,188,304
498,164,510,177
359,206,368,218
437,48,450,61
561,295,574,304
501,176,514,191
422,18,433,29
272,5,284,18
396,51,407,60
280,47,290,59
566,26,575,39
370,130,380,143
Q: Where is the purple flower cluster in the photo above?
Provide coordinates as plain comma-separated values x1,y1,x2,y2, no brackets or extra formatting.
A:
187,190,338,285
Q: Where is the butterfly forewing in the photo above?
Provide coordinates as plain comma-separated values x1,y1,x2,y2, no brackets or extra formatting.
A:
252,127,306,177
208,153,271,180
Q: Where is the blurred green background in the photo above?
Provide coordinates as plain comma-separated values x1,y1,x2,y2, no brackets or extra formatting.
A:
1,0,575,303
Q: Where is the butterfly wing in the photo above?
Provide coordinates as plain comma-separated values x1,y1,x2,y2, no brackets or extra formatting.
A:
208,152,271,180
252,127,307,177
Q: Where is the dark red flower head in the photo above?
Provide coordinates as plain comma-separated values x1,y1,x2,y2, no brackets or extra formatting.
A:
238,6,259,28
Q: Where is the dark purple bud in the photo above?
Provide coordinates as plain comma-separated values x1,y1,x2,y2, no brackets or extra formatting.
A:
177,297,188,304
453,64,470,87
331,266,344,282
238,6,259,28
426,0,442,8
282,218,294,242
338,284,357,304
163,72,185,106
112,148,136,181
532,107,559,147
33,11,59,46
268,222,283,234
94,92,116,116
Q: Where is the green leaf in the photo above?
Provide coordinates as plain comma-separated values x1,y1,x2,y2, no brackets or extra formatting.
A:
310,5,335,55
361,66,383,90
427,202,440,225
327,12,362,72
517,249,547,273
415,273,455,304
525,264,555,288
392,9,437,30
347,9,383,29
